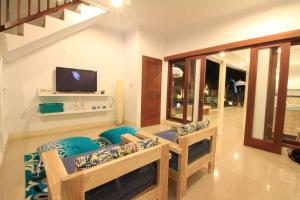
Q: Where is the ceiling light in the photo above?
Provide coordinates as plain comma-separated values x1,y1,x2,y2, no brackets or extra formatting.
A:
220,51,226,57
111,0,123,8
240,62,245,66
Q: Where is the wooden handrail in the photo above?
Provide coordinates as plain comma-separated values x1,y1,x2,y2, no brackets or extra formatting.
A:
0,0,81,32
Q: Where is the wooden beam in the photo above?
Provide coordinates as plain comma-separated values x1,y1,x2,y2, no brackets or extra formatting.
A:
164,29,300,61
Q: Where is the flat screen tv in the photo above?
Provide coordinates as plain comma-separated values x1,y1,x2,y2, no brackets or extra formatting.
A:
56,67,97,92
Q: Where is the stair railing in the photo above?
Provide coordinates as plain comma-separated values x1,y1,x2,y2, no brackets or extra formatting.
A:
0,0,81,32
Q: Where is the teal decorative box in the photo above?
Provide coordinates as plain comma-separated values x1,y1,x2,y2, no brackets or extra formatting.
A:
39,103,64,114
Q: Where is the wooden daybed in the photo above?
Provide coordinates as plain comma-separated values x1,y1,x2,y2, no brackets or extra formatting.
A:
42,134,170,200
153,125,217,200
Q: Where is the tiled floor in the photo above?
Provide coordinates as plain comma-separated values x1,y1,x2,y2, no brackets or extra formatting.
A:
0,107,299,200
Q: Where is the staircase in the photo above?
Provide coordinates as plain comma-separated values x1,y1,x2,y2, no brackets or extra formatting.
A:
0,0,107,58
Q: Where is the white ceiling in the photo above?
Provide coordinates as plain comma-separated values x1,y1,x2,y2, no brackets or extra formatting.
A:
95,0,298,35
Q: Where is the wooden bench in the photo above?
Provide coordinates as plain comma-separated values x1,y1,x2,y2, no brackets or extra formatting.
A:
149,126,217,200
42,134,170,200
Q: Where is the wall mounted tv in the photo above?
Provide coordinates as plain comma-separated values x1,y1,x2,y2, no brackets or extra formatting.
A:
56,67,97,92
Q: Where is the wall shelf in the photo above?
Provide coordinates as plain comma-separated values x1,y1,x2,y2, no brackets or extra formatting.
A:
38,108,113,116
37,89,114,117
38,92,111,97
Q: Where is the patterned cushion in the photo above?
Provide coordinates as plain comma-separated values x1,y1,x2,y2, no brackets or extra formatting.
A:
176,120,210,138
94,136,113,148
36,137,100,158
74,138,158,170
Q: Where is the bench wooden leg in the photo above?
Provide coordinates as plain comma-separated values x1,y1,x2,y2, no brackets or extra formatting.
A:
176,151,187,200
176,174,187,200
158,145,170,200
208,129,217,173
208,161,214,173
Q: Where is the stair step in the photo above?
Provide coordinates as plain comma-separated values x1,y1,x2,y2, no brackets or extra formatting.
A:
24,23,48,40
27,17,46,28
80,3,106,19
45,15,67,32
48,10,65,21
67,3,82,14
4,26,24,36
64,9,85,25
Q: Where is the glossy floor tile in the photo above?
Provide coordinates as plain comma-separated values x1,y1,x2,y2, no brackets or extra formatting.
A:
0,107,299,200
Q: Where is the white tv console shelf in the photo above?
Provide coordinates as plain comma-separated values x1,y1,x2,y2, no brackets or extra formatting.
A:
38,90,111,97
37,89,114,116
38,108,114,116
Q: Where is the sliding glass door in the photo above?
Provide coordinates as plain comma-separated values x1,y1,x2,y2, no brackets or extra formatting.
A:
167,57,206,123
244,42,291,154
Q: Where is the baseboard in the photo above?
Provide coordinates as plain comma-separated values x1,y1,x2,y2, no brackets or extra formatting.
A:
9,120,116,141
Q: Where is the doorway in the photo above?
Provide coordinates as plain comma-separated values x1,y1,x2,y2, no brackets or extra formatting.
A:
224,67,246,107
141,56,162,127
204,59,220,110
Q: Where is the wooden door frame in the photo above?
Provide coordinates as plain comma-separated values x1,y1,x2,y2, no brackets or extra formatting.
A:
243,41,291,154
166,56,206,123
141,55,162,127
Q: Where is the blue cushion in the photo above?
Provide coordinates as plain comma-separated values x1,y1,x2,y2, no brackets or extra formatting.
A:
155,130,177,143
99,126,138,144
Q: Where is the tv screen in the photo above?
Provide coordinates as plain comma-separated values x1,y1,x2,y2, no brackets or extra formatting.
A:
56,67,97,92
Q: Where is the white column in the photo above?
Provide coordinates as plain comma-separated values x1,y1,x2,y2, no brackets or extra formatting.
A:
218,61,226,113
0,56,3,164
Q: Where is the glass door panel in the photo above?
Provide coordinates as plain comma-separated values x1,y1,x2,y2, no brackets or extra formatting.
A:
252,47,281,141
169,60,185,121
187,60,196,121
283,45,300,145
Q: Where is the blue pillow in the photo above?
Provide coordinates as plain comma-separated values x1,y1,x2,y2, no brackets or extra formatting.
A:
99,126,138,144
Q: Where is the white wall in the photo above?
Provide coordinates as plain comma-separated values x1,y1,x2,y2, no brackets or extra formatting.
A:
139,27,167,125
3,25,124,136
123,27,167,126
123,31,140,125
0,56,4,166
